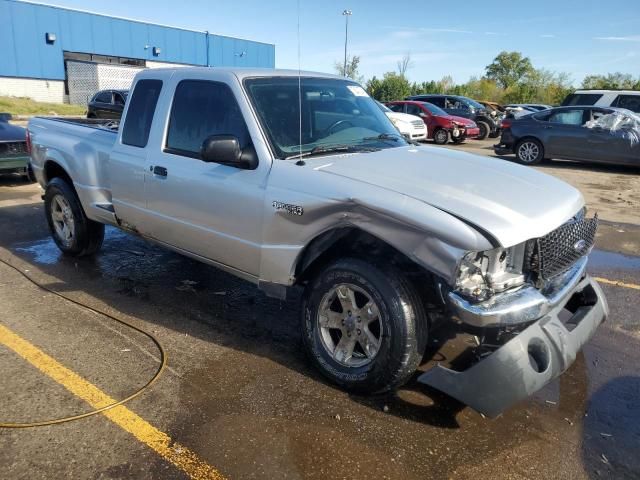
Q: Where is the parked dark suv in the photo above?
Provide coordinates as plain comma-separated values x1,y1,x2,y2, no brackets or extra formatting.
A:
406,94,499,139
87,89,128,119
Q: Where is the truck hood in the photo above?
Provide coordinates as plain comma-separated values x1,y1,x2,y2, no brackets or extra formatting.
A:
310,145,584,247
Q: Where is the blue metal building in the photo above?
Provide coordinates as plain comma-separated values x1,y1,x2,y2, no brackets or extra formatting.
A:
0,0,276,103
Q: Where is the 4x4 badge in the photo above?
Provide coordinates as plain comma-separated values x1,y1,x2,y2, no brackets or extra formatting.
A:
273,201,303,216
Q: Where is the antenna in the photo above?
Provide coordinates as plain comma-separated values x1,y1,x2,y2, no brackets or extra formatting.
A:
295,0,305,166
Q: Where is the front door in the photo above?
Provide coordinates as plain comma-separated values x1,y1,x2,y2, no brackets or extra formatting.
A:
143,79,267,277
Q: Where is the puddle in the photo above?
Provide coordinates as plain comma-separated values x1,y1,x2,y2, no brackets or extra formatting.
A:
588,249,640,273
13,227,131,265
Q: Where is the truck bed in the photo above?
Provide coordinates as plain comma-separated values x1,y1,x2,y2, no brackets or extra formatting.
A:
28,116,119,225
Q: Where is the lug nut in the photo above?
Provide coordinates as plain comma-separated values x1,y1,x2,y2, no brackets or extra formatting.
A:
357,329,361,335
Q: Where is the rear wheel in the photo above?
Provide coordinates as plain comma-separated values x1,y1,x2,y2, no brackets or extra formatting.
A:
433,128,449,145
44,177,104,256
515,138,545,165
302,258,428,394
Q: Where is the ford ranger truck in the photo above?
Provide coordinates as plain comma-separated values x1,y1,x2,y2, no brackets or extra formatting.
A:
27,68,608,417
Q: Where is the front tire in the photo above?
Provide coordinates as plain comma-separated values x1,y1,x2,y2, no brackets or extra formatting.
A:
44,177,105,256
515,138,545,165
433,128,449,145
477,121,490,140
302,258,428,394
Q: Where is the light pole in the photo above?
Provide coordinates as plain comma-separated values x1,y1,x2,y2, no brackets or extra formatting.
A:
342,9,352,77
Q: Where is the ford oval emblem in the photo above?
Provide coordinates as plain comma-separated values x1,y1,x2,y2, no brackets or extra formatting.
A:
574,239,587,251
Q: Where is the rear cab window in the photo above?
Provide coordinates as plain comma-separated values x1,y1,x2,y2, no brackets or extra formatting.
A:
165,80,251,159
121,80,163,148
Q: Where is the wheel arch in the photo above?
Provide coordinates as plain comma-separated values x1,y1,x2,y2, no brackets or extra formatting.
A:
293,226,445,309
43,159,73,187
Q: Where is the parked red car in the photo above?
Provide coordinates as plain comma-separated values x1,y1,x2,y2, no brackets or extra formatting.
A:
386,101,481,144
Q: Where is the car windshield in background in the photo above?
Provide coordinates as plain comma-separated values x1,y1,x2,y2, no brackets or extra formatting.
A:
465,98,485,109
244,77,407,159
421,102,448,116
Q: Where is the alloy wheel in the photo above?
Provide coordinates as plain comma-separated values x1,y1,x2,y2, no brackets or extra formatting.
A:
50,194,75,247
317,283,383,367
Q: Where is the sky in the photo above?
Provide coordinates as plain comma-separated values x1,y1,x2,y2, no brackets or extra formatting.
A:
32,0,640,85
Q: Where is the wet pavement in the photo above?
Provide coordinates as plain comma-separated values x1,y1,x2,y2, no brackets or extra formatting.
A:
0,176,639,480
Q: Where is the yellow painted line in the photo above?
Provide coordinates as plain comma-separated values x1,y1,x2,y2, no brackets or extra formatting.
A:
594,277,640,291
0,323,224,480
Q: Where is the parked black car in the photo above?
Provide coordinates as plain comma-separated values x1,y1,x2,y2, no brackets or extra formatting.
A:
87,89,128,119
0,113,33,181
406,94,499,139
494,106,640,166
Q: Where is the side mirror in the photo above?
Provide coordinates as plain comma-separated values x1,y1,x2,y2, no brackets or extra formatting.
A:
201,135,257,169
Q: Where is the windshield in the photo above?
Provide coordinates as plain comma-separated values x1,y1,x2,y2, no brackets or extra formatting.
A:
244,77,408,159
376,101,392,113
420,102,448,116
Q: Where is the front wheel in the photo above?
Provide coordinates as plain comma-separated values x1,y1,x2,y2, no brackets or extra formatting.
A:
301,258,428,394
477,121,490,140
44,177,105,256
515,138,545,165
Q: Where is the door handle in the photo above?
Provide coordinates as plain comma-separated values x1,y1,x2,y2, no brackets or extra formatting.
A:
152,165,168,177
544,125,553,129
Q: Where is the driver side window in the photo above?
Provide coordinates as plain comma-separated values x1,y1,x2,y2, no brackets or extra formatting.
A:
166,80,251,159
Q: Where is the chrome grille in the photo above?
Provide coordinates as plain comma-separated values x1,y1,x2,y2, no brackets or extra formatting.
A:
411,120,425,129
0,141,28,157
527,213,598,280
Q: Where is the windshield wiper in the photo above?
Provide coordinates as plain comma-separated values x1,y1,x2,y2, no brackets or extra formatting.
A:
362,133,404,142
284,145,379,160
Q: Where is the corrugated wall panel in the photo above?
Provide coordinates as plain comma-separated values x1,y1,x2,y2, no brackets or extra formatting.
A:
0,0,275,80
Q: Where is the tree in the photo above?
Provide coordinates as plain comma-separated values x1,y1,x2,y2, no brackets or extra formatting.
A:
366,72,411,101
581,72,639,90
435,75,454,93
334,55,363,82
397,53,413,77
485,51,535,89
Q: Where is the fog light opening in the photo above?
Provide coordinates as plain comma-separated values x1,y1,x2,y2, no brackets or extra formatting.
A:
528,338,550,373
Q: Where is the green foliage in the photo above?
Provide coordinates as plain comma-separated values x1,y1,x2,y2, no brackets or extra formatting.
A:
485,51,535,89
365,72,411,101
581,72,640,90
334,55,363,82
354,49,640,106
0,96,86,116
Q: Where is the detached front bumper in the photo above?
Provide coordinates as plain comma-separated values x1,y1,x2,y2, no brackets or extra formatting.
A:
418,266,608,417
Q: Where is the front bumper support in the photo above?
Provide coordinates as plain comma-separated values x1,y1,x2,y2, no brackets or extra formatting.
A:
418,275,608,417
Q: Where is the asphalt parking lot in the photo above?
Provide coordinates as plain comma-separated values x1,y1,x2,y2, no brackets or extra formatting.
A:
1,143,639,480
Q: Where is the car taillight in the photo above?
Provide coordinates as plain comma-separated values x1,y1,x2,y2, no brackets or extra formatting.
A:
25,130,32,154
501,119,512,129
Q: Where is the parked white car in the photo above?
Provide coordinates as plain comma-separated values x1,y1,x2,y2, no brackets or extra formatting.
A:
376,101,427,141
562,90,640,113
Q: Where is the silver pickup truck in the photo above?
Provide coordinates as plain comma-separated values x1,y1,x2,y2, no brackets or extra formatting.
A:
28,68,607,416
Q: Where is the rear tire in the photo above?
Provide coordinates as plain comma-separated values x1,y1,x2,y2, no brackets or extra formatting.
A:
301,258,428,394
44,177,104,256
433,128,449,145
477,121,490,140
515,138,545,165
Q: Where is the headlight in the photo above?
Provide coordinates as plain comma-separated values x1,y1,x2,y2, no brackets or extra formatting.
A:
455,244,527,301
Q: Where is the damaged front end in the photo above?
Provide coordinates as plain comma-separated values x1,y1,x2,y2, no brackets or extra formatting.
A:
418,211,608,417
